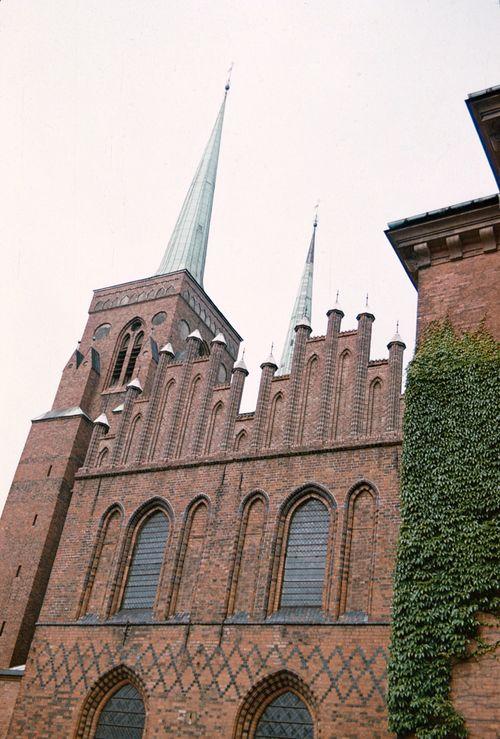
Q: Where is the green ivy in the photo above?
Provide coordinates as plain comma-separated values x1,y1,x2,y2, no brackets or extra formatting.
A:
387,323,500,738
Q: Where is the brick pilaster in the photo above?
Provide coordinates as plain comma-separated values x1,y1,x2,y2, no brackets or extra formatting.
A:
220,359,248,451
191,335,227,457
386,334,406,432
163,332,202,459
83,414,110,467
110,379,143,466
350,310,375,437
317,306,344,441
135,343,175,463
283,319,312,447
251,355,278,452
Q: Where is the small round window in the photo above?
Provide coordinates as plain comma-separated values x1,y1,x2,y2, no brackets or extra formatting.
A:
179,319,190,341
152,311,167,326
93,323,111,341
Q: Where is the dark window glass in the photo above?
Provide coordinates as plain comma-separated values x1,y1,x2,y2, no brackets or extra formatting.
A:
280,499,329,608
255,691,313,739
94,683,145,739
217,363,227,384
111,334,130,385
93,323,111,341
179,319,190,341
152,311,167,326
123,332,144,384
121,512,169,611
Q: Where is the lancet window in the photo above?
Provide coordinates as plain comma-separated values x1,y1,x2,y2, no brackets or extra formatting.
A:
120,511,169,611
109,319,144,387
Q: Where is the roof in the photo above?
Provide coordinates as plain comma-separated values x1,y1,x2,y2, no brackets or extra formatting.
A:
387,194,499,231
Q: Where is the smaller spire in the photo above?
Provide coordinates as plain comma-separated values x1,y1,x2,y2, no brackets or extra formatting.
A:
262,342,278,369
277,215,317,375
357,293,375,320
212,332,227,345
187,329,203,342
389,320,405,347
234,351,248,373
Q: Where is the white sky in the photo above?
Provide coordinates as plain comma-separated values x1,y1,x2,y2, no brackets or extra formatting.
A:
1,0,499,513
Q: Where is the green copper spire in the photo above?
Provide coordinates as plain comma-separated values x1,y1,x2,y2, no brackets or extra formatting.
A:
277,216,317,375
155,84,229,285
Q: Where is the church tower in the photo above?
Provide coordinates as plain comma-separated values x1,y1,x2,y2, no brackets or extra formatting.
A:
0,82,239,669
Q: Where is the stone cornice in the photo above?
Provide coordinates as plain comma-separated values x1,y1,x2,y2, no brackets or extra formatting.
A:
385,195,499,287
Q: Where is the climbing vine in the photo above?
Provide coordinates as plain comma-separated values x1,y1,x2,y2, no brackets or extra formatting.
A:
387,323,500,738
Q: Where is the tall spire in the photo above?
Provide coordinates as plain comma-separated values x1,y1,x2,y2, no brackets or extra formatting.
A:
277,215,317,375
155,81,230,286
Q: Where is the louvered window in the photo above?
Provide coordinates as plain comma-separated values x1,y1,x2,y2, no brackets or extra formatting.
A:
255,691,313,739
280,499,329,608
121,512,169,611
94,683,145,739
111,334,130,385
124,331,144,384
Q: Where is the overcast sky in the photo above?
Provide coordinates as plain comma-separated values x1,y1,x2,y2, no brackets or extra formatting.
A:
1,0,499,513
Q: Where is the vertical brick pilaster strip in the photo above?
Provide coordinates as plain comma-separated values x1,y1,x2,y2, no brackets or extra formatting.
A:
220,362,248,452
84,416,110,467
163,335,201,460
191,337,226,457
110,381,142,466
135,345,175,463
350,311,375,437
317,307,344,442
283,322,312,448
251,358,278,452
386,337,406,432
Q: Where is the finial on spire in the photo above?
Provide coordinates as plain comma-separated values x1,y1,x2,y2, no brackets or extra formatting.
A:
225,62,234,92
365,293,369,307
313,200,320,228
336,289,340,302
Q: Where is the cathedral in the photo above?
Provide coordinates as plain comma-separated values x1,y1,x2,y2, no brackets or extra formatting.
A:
0,81,498,738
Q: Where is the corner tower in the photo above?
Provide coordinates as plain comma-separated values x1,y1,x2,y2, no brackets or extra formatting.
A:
0,82,240,668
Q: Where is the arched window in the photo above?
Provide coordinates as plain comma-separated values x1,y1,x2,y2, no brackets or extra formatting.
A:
297,355,319,444
340,486,377,618
94,683,145,738
120,511,169,611
366,378,382,436
79,507,122,619
332,349,351,438
234,429,248,452
234,670,317,739
97,448,109,467
124,331,144,384
109,319,144,387
179,319,190,341
228,494,266,618
280,498,329,609
111,334,130,385
205,402,224,454
255,691,313,739
169,499,208,617
265,392,284,447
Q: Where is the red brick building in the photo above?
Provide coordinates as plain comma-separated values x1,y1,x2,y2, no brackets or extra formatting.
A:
0,84,498,738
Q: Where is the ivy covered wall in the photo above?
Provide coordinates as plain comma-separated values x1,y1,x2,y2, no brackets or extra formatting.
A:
388,324,500,738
